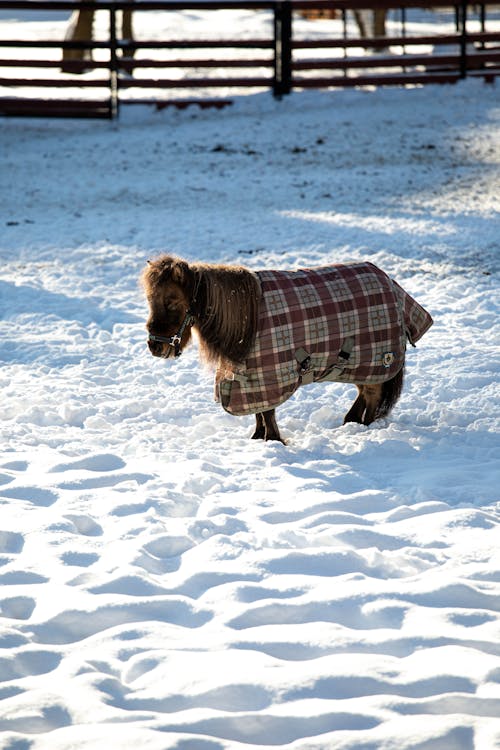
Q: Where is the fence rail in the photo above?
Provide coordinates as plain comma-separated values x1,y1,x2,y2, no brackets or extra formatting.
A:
0,0,499,118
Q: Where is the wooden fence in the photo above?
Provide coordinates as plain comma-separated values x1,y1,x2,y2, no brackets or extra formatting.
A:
0,0,499,118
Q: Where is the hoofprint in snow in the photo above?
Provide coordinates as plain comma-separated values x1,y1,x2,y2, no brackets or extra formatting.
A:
1,9,500,749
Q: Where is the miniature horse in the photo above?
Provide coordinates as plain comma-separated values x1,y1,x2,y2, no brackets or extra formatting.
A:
142,255,432,442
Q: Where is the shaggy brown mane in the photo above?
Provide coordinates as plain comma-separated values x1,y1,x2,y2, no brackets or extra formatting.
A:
142,255,261,365
193,262,261,365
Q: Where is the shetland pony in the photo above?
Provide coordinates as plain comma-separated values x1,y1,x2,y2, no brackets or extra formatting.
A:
142,255,432,443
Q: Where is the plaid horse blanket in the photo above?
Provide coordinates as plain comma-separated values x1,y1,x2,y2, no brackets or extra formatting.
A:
215,262,433,416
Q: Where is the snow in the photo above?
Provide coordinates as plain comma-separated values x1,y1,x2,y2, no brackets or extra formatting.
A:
1,8,500,749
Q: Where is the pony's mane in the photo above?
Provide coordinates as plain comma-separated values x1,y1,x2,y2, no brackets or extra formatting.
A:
143,255,261,365
191,261,261,365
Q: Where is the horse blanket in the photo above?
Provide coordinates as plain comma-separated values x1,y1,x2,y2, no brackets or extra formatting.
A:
215,262,433,416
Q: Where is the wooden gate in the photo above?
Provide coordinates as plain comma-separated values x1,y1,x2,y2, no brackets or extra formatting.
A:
0,0,498,118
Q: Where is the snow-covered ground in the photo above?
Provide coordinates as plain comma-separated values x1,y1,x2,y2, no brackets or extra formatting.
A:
1,8,500,748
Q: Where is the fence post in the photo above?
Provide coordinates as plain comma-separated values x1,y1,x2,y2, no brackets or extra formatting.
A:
109,4,119,118
273,0,292,98
458,0,468,78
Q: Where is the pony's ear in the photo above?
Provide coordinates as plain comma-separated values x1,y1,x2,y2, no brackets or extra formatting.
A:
144,255,189,288
170,259,190,287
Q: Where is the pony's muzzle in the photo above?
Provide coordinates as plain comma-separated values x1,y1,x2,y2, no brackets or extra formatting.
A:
147,333,179,359
148,338,167,358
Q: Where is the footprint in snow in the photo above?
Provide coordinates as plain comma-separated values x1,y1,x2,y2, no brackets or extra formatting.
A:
163,711,379,745
143,535,194,559
135,535,194,575
0,596,36,621
0,531,24,555
228,598,408,632
236,584,306,603
0,461,29,472
60,551,99,567
57,473,151,491
0,486,58,507
27,599,212,644
63,514,103,537
188,517,248,541
0,703,71,734
448,610,497,627
49,453,126,473
88,574,171,597
0,473,14,487
0,649,61,682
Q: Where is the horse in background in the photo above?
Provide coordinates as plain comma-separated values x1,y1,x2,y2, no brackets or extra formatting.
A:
61,5,134,73
142,256,433,443
299,7,387,39
61,6,386,74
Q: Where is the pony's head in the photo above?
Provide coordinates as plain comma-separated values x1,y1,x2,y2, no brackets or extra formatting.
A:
142,255,261,366
141,256,194,359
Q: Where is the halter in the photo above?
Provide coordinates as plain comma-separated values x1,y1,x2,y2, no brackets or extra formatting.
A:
148,310,194,358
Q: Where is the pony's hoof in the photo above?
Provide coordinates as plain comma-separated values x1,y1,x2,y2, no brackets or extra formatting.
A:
265,435,286,445
251,430,265,440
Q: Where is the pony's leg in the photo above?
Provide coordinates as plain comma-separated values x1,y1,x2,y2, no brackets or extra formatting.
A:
251,410,283,442
343,384,382,425
252,413,266,440
343,386,366,424
344,370,404,427
262,410,284,442
360,384,383,426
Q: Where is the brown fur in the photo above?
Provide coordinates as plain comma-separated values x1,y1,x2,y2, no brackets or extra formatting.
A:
343,369,404,426
142,255,404,442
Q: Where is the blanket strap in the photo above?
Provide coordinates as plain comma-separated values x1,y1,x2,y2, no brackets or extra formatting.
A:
320,336,355,381
225,371,249,384
296,336,355,385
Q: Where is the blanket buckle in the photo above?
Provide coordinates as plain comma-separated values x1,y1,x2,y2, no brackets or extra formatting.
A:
295,347,314,385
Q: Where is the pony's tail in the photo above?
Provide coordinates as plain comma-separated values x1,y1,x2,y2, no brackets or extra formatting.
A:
375,367,404,420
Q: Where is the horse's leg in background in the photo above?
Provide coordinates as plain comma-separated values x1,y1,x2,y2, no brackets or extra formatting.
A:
373,9,387,37
353,9,369,37
120,10,135,71
251,410,283,442
61,8,95,72
352,9,387,52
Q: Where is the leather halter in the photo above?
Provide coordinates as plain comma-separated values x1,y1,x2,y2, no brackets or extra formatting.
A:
148,310,194,358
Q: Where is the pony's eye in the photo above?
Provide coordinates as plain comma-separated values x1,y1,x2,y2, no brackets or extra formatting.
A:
164,306,181,325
